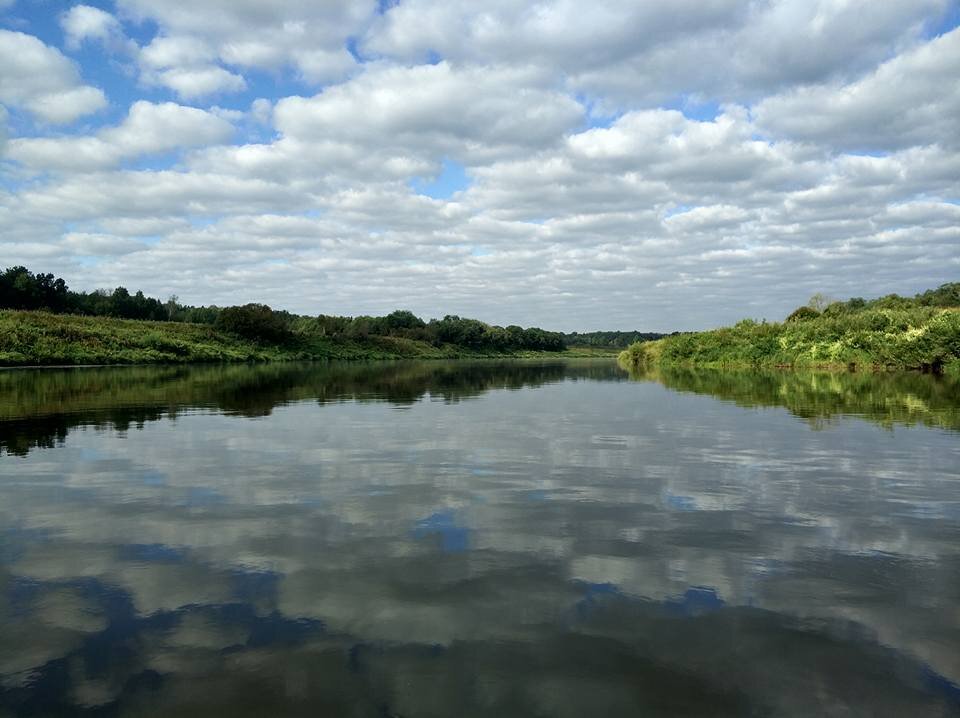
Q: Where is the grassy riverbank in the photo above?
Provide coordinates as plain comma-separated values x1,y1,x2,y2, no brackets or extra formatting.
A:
0,310,608,366
619,290,960,373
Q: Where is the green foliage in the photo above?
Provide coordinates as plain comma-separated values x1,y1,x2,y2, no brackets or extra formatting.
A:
620,282,960,373
0,266,69,312
215,303,293,343
0,310,580,367
786,306,820,322
309,312,565,352
0,266,568,359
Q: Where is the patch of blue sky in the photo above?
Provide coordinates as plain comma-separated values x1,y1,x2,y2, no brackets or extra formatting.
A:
664,95,721,122
410,158,471,199
922,2,960,39
574,92,621,130
187,216,221,229
345,36,365,63
376,0,400,15
7,1,155,128
6,0,325,138
846,149,891,158
470,246,491,257
664,204,693,218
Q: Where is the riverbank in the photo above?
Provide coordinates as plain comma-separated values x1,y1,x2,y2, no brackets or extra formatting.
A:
0,310,613,366
619,305,960,374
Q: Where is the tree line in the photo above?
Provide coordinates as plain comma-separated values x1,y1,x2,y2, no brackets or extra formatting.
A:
563,330,667,348
0,266,566,351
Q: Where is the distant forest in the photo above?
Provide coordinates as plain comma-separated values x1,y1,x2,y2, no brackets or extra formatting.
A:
0,266,584,351
564,331,667,348
0,266,663,351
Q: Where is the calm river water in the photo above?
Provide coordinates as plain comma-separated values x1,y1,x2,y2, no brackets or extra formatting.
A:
1,360,959,716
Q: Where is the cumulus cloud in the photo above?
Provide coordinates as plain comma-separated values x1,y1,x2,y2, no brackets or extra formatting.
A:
0,2,958,329
0,30,106,123
754,28,960,151
60,4,133,54
7,101,234,172
116,0,374,90
365,0,948,105
273,62,582,163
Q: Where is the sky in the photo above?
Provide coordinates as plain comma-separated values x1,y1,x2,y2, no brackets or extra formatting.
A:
0,0,958,331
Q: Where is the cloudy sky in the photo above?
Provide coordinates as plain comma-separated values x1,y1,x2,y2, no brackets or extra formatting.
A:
0,0,958,331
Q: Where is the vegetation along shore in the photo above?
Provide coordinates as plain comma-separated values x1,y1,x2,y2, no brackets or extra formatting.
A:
0,266,635,366
620,283,960,374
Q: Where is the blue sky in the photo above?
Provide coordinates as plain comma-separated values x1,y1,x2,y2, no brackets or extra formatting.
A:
1,0,958,330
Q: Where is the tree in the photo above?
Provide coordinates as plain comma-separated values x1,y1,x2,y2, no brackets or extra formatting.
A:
215,304,292,342
807,292,833,312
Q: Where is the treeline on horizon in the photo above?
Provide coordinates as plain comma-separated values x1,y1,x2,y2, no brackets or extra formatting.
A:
0,265,569,351
563,330,669,348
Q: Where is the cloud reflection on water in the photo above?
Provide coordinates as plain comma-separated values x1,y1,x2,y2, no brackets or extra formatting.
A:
1,361,959,716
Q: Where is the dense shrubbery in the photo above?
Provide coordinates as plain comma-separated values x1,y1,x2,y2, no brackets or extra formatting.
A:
215,304,294,343
1,266,565,353
785,306,820,322
620,282,960,373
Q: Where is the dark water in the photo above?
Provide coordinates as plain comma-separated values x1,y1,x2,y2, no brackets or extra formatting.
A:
1,360,959,717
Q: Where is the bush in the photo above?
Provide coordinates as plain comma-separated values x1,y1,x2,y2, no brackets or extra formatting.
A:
786,306,821,322
215,304,292,343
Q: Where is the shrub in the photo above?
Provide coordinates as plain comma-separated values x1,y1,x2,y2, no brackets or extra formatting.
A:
215,304,292,343
785,306,820,322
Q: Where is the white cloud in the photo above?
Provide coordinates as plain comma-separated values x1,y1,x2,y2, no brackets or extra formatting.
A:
754,28,960,151
61,5,129,52
0,3,958,329
138,36,247,98
364,0,948,105
0,30,106,123
273,62,583,163
61,232,147,256
140,36,215,69
8,101,234,172
151,66,247,99
117,0,376,91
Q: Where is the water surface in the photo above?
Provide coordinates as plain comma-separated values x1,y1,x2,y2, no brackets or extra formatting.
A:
1,360,959,716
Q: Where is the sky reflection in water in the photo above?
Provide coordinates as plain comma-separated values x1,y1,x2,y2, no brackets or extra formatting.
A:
1,360,959,716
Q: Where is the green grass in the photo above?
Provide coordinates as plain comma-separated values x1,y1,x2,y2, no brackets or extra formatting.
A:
619,306,960,373
0,310,594,366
